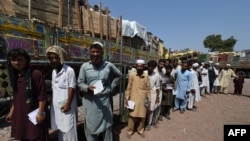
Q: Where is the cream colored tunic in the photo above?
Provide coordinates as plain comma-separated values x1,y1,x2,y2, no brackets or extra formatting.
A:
125,72,151,118
219,69,236,87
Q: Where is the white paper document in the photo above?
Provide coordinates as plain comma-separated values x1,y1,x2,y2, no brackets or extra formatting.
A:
28,108,39,125
93,80,104,95
172,89,177,95
166,84,173,89
127,100,135,110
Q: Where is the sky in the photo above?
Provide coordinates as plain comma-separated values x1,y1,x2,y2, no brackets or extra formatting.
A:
88,0,250,53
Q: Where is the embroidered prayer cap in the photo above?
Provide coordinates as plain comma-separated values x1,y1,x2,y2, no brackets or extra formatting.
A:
192,63,199,68
46,45,69,64
215,63,220,66
136,59,145,64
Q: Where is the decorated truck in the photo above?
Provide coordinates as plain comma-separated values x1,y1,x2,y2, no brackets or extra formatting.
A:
0,0,163,116
199,51,250,78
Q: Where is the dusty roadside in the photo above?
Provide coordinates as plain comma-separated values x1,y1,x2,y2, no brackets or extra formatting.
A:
115,79,250,141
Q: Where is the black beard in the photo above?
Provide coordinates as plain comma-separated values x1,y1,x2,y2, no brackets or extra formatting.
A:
90,56,102,65
137,69,143,75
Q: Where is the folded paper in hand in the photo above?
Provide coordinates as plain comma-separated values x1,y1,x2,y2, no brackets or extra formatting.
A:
28,108,39,125
166,84,173,89
93,80,104,95
127,100,135,110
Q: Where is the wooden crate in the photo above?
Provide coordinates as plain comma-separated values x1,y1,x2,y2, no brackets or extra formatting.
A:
81,2,121,41
0,0,78,29
0,0,122,41
0,0,13,15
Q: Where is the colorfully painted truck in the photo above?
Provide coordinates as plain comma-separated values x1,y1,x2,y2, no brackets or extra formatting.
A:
0,0,163,116
199,51,250,78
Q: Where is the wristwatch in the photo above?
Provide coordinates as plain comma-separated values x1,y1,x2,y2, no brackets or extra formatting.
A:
37,111,46,116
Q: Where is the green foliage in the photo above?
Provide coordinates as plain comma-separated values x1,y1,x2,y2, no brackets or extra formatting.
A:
203,34,237,52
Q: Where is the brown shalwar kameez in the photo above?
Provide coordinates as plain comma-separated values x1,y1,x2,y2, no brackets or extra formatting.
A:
11,70,48,141
125,72,151,135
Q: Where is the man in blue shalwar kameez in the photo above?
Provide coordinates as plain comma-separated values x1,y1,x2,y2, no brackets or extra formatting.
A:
173,62,192,114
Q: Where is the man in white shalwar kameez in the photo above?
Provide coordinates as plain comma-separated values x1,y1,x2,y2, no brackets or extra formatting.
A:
145,60,160,130
187,63,201,110
170,59,181,108
46,46,78,141
201,63,210,95
153,59,166,121
213,63,220,93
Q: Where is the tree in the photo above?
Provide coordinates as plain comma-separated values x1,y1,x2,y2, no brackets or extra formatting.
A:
203,34,237,52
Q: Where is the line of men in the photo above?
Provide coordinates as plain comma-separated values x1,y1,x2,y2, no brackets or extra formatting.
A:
124,58,240,139
6,39,242,141
5,41,121,141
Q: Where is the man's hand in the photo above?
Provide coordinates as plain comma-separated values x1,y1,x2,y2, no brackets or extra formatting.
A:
61,102,71,113
124,99,128,107
156,97,160,103
5,113,12,123
191,89,195,94
36,113,45,124
88,85,96,94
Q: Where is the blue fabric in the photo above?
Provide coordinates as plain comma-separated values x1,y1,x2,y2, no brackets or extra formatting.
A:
174,97,188,111
175,70,192,99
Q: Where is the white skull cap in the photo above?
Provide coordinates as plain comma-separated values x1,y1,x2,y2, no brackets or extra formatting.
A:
92,41,103,48
136,59,145,64
192,63,199,67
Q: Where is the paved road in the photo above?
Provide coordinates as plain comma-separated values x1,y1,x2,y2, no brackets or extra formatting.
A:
1,79,250,141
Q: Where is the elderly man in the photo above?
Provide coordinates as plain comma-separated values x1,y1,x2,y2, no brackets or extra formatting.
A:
125,59,151,139
78,41,122,141
187,63,201,111
46,46,78,141
218,64,237,94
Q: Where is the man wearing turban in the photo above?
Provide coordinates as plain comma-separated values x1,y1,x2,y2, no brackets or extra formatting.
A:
46,45,78,141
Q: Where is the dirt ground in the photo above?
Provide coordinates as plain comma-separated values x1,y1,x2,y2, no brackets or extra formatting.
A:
1,79,250,141
114,78,250,141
